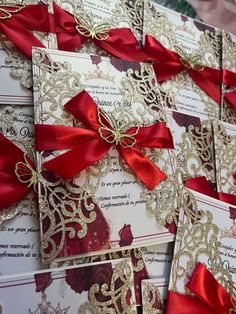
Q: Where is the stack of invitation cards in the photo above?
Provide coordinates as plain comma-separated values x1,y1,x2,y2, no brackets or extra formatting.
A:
143,1,222,119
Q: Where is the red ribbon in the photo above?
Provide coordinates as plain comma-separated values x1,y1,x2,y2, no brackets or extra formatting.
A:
223,70,236,110
0,4,52,59
185,176,236,206
0,133,35,210
53,2,148,62
166,263,236,314
35,91,174,190
144,35,221,104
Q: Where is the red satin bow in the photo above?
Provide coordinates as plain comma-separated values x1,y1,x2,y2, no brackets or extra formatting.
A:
166,263,236,314
35,91,174,190
223,70,236,110
144,35,221,104
0,133,35,210
53,2,148,62
185,176,236,206
0,4,52,59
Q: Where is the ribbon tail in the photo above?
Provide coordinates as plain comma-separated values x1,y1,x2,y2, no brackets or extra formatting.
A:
0,19,45,59
134,122,174,148
165,291,217,314
118,146,167,190
190,70,221,104
94,28,148,62
152,62,184,82
224,91,236,110
219,192,236,206
185,176,218,199
42,138,110,179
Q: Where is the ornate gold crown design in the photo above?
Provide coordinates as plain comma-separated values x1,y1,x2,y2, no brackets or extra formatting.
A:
176,24,195,38
221,222,236,239
83,66,115,83
28,293,70,314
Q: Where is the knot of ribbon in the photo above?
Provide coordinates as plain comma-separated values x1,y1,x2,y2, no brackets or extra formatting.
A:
223,70,236,110
144,35,221,104
0,3,52,59
185,176,236,206
35,91,174,191
52,2,148,62
0,133,36,210
166,263,236,314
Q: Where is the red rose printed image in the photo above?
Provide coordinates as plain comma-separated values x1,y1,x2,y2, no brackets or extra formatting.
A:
119,224,134,247
165,222,177,234
230,207,236,220
65,266,91,294
34,272,52,293
172,111,201,131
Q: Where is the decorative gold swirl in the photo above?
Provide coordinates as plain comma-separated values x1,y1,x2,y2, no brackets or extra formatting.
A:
75,12,110,41
79,261,136,314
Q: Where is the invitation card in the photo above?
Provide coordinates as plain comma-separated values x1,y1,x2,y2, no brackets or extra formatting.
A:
143,1,221,119
0,258,137,313
32,48,178,263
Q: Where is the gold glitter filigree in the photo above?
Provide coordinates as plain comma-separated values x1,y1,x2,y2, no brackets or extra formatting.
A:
176,119,215,185
170,202,233,293
143,282,164,314
214,121,236,198
79,261,136,314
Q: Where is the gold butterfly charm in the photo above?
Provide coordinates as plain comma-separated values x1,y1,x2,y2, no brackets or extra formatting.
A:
175,45,204,72
97,109,139,148
75,12,110,41
0,4,25,20
15,153,37,191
